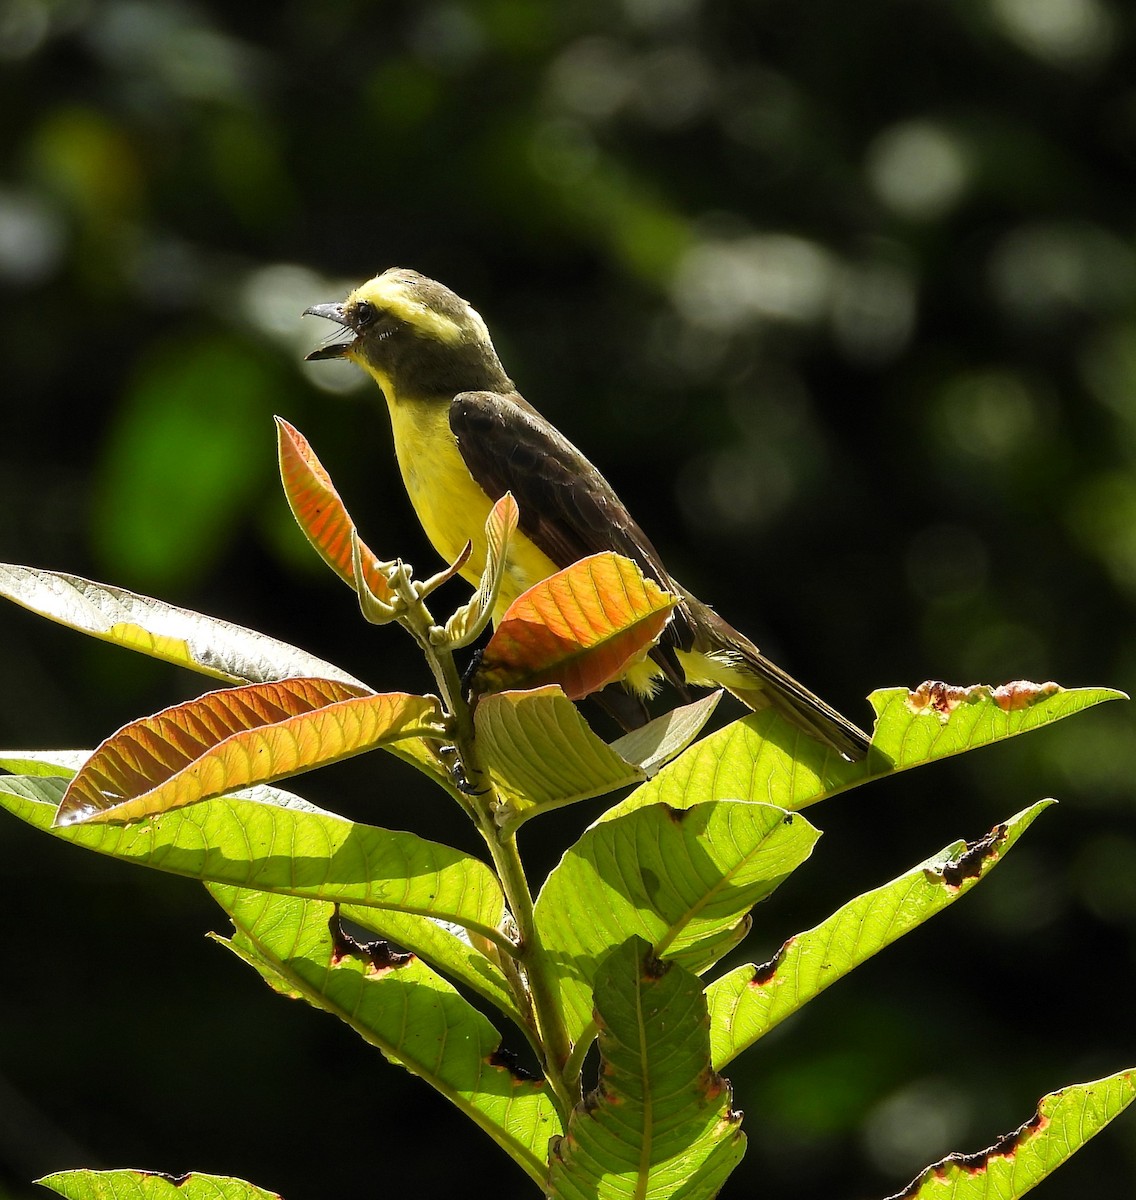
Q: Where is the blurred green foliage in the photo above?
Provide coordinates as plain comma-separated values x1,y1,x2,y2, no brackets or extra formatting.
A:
1,0,1135,1197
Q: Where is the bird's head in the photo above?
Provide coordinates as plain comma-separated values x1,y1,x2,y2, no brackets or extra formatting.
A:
304,268,511,399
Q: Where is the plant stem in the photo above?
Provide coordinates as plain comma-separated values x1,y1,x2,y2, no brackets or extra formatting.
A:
400,594,578,1117
482,826,576,1113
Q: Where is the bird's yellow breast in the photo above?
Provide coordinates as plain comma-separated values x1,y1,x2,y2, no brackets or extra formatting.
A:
384,394,560,616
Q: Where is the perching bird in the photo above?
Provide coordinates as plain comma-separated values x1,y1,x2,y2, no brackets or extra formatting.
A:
304,269,870,760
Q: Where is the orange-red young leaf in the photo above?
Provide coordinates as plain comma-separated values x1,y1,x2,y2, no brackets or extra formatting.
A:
55,678,444,826
474,552,676,701
276,418,394,601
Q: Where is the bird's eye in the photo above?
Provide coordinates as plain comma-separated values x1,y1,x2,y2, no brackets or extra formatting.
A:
353,300,377,328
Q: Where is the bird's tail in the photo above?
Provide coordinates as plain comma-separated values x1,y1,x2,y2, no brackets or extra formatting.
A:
675,596,872,762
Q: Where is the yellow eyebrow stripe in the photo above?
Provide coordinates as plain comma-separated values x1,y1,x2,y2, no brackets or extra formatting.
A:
352,276,465,344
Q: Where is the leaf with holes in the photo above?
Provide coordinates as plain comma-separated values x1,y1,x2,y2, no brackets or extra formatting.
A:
0,564,363,688
547,936,745,1200
54,678,445,825
276,417,396,601
213,886,561,1186
473,552,676,701
604,681,1125,822
885,1069,1136,1199
706,800,1052,1070
37,1169,282,1200
535,800,819,1052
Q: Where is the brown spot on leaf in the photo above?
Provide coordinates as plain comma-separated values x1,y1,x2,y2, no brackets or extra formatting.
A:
750,940,792,986
887,1110,1049,1198
661,803,689,823
641,949,670,980
907,679,1063,723
939,822,1007,889
992,680,1062,711
906,680,980,719
488,1046,544,1084
328,911,413,974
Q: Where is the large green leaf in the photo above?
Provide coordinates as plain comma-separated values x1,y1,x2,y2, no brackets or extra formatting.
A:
0,777,508,942
213,886,561,1185
605,682,1124,820
884,1069,1136,1199
706,800,1052,1070
38,1169,281,1200
0,563,363,687
0,749,90,776
546,936,745,1200
55,679,445,825
535,800,819,1052
475,687,646,827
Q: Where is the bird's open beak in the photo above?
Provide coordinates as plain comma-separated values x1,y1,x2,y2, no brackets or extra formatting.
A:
303,302,355,361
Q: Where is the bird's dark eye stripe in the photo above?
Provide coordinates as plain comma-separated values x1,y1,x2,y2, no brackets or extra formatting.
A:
353,299,376,327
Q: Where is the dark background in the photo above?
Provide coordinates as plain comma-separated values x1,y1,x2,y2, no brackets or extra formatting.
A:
1,1,1135,1197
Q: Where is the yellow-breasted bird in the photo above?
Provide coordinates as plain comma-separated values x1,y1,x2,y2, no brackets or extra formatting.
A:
304,268,870,760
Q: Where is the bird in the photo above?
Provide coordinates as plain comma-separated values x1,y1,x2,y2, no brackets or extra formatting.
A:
304,268,870,760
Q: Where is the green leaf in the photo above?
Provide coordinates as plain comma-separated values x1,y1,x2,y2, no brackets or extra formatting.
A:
213,886,561,1185
884,1069,1136,1199
608,692,722,778
340,905,527,1034
475,687,646,828
440,492,519,649
706,800,1053,1070
605,682,1124,820
38,1168,282,1200
474,552,676,700
546,936,745,1200
55,679,445,825
0,749,89,776
0,777,508,942
0,563,364,687
535,800,819,1051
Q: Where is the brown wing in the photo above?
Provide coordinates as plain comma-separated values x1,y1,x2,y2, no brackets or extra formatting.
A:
450,390,670,582
450,390,690,692
450,390,871,758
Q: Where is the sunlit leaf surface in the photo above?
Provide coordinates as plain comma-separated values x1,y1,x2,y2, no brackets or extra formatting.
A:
214,886,560,1185
883,1069,1136,1199
38,1168,282,1200
55,678,444,825
706,800,1052,1069
604,682,1124,820
474,552,676,700
0,777,507,939
475,686,645,826
535,800,818,1050
0,564,363,687
546,937,745,1200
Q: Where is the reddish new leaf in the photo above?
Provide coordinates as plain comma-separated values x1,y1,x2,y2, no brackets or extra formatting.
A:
474,553,676,701
55,678,444,826
276,417,394,601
